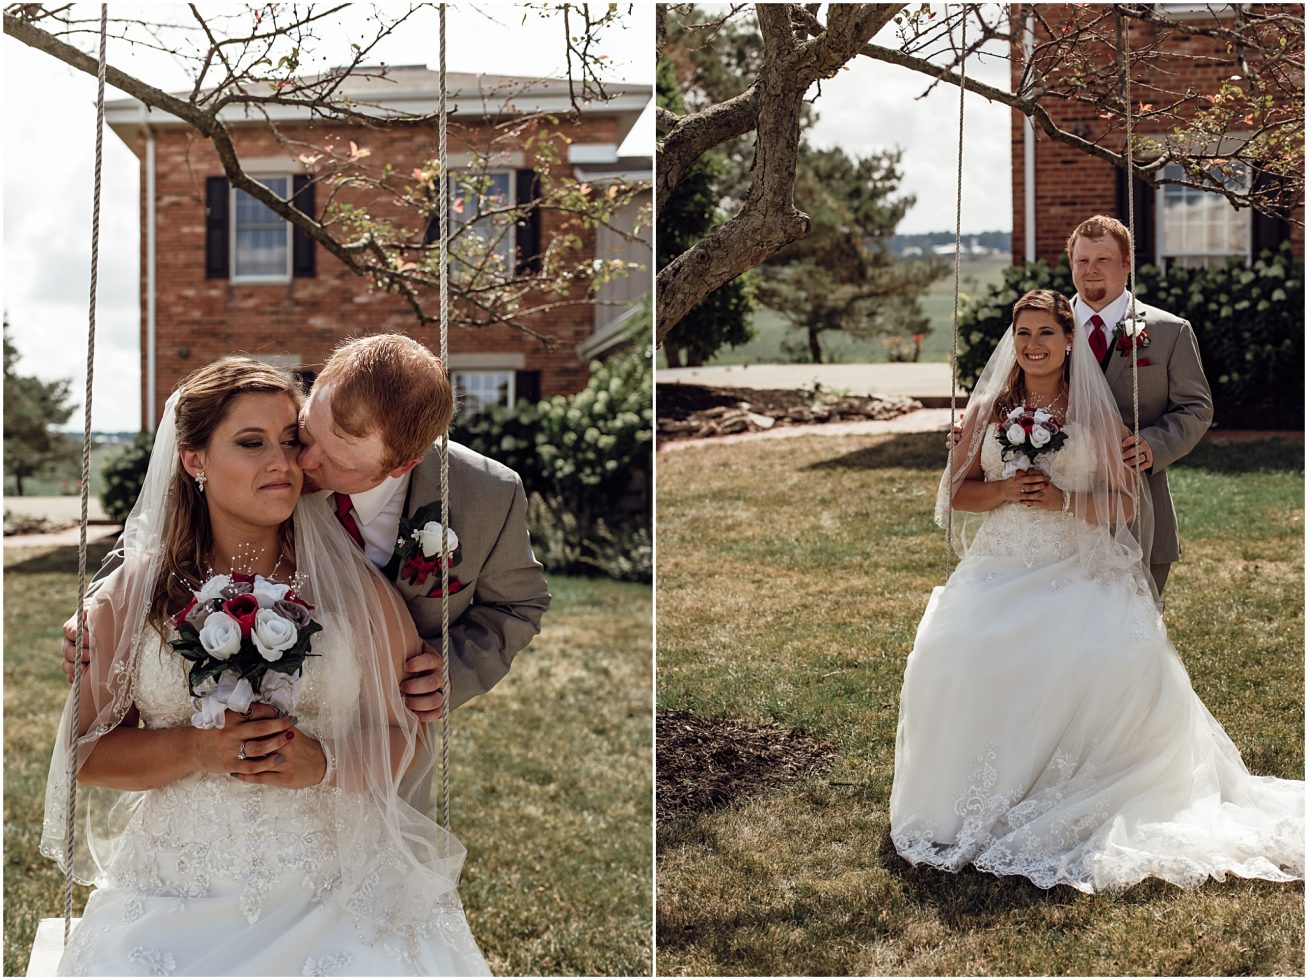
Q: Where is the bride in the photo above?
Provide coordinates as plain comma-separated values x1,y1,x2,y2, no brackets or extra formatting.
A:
890,289,1303,892
42,357,490,975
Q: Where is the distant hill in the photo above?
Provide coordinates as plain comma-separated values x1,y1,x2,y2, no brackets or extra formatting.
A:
891,230,1011,257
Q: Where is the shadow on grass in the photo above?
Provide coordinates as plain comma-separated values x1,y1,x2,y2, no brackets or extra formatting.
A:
5,541,116,576
1176,436,1303,475
806,433,947,473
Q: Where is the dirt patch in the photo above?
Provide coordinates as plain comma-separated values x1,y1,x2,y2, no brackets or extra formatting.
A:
657,708,837,824
657,384,920,443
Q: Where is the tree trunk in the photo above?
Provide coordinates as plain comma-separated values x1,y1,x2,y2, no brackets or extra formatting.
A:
807,327,824,364
664,345,685,369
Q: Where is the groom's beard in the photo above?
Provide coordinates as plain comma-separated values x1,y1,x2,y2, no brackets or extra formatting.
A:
1080,283,1108,304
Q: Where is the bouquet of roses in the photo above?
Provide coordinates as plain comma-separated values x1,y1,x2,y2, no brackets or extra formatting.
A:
995,406,1068,478
170,573,322,729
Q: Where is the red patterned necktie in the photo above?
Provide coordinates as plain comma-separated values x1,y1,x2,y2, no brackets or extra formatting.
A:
1088,314,1109,363
334,493,365,550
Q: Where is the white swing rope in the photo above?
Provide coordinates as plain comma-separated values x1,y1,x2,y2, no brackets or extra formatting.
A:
1119,10,1145,542
946,6,967,570
64,3,109,944
437,2,453,839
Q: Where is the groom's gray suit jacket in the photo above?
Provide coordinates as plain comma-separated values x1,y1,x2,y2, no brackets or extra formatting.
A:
376,440,551,710
1097,293,1213,567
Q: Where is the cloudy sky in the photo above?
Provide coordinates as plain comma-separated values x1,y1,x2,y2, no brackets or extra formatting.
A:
806,15,1013,235
3,4,656,431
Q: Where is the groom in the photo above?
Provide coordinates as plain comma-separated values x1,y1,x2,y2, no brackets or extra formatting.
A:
65,333,550,720
1067,215,1213,595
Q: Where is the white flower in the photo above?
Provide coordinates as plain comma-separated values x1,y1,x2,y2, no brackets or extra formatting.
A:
251,609,298,662
1029,425,1052,448
1006,423,1026,445
251,575,292,609
417,521,460,557
1033,409,1052,424
260,670,302,715
1006,406,1025,421
1118,314,1146,338
194,573,232,604
189,674,255,728
198,611,242,660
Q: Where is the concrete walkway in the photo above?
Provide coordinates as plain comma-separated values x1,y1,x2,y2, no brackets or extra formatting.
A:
5,495,109,523
5,524,123,550
658,362,957,400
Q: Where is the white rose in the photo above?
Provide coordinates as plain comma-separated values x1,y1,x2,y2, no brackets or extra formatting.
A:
1006,406,1025,422
417,521,459,558
260,671,302,716
1033,409,1052,424
194,573,232,604
251,609,298,662
251,575,292,609
198,611,242,660
1006,424,1026,445
1029,425,1052,448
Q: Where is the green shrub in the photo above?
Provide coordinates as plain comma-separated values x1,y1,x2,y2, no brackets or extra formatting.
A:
956,244,1303,429
100,432,155,522
455,347,653,582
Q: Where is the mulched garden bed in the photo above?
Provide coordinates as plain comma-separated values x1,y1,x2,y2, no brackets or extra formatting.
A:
657,708,837,824
3,514,76,536
657,383,921,442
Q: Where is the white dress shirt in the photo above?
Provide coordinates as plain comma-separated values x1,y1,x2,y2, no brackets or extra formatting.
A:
342,472,411,569
1073,290,1132,341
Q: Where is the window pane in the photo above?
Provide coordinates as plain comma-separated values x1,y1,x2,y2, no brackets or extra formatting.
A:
453,370,515,421
233,177,290,278
449,172,515,276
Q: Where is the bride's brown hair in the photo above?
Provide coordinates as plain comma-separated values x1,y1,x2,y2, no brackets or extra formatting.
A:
993,289,1076,423
149,357,304,632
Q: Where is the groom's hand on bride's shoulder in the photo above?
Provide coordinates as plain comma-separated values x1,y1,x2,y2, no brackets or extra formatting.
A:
61,612,93,684
400,640,447,724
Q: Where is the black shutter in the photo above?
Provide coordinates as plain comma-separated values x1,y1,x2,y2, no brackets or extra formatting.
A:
1114,166,1156,268
291,175,316,277
204,176,230,279
514,169,542,275
514,370,541,405
1250,167,1290,257
423,184,443,246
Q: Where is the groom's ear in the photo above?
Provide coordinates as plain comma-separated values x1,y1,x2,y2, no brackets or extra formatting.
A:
389,458,423,479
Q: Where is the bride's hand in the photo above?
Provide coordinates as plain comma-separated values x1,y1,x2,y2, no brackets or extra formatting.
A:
191,706,295,777
1004,469,1050,504
229,719,327,789
1019,477,1065,511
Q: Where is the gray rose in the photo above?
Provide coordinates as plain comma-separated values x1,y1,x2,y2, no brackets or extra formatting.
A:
273,599,313,630
221,581,254,599
184,599,214,630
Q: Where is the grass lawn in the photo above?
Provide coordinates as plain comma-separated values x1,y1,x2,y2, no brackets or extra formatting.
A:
656,433,1304,976
681,255,1010,368
3,547,652,977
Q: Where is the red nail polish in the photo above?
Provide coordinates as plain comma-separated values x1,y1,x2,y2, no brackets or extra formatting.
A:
287,731,295,740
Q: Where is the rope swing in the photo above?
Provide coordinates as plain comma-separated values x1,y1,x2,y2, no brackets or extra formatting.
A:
436,1,453,839
1118,10,1146,541
946,6,967,572
64,1,108,946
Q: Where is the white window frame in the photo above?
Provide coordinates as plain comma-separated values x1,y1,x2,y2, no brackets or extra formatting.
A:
453,369,517,422
1155,162,1252,272
230,174,293,284
448,169,516,276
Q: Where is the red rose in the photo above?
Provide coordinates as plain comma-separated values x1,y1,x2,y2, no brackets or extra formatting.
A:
283,589,314,611
223,593,260,636
402,554,438,587
426,578,464,599
230,572,255,584
173,595,197,628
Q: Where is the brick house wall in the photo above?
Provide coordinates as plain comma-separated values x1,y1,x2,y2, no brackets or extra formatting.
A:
109,73,649,428
1010,5,1303,266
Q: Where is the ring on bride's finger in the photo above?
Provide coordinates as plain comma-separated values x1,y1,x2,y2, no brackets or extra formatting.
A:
237,740,248,761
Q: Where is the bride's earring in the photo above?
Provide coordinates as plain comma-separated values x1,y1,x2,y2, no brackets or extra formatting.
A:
194,471,207,493
1065,346,1072,355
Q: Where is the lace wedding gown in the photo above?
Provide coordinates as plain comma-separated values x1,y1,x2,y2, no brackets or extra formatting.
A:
890,428,1304,892
57,630,491,976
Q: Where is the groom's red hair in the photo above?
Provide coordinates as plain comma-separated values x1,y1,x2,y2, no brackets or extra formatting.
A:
316,333,453,469
1066,215,1133,264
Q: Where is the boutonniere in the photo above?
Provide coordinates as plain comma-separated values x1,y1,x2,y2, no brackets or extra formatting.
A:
1113,312,1150,357
393,502,464,597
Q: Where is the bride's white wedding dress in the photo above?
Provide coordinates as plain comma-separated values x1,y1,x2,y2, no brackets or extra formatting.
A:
890,427,1304,892
56,629,491,976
